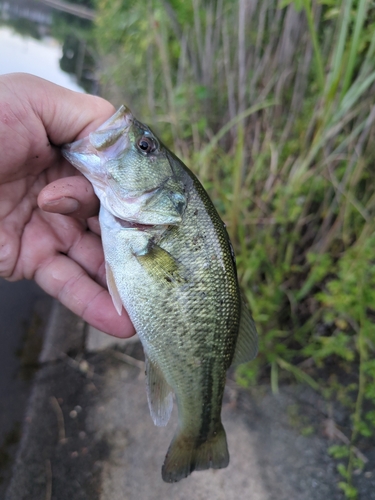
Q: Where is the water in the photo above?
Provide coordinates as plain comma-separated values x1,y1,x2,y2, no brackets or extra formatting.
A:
0,0,90,493
0,24,84,91
0,1,85,91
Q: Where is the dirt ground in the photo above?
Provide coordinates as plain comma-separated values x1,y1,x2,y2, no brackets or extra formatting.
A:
4,306,375,500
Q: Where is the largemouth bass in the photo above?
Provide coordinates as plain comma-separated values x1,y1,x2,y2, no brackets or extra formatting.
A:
62,106,258,482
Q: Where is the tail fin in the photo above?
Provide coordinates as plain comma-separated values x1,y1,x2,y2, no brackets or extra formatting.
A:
161,424,229,483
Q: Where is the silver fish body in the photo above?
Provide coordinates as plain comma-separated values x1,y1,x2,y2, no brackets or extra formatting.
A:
62,106,258,482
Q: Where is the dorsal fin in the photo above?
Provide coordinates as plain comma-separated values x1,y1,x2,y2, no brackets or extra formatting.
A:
231,298,258,366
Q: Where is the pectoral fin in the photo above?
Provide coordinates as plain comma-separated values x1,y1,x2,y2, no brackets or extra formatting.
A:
231,298,258,366
135,244,185,284
145,355,173,427
105,262,123,315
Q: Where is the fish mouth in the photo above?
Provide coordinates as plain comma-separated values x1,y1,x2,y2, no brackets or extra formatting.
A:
62,141,104,186
61,105,134,186
114,217,166,232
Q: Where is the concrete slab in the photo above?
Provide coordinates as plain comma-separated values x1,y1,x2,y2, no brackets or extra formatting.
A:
0,279,52,498
6,305,102,500
39,302,85,363
86,326,139,352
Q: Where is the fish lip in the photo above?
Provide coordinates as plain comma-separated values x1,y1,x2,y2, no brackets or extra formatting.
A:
61,140,99,172
61,143,107,191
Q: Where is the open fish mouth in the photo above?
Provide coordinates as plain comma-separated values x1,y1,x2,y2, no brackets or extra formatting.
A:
61,105,134,188
114,217,159,231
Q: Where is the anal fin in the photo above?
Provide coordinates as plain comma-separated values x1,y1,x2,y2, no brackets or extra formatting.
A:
145,355,173,427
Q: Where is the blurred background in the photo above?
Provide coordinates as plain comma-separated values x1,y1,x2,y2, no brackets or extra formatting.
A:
1,1,375,498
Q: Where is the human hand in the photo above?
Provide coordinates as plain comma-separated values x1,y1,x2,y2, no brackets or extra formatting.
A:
0,73,135,338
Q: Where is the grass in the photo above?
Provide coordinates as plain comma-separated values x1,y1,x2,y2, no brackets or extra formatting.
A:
92,0,375,496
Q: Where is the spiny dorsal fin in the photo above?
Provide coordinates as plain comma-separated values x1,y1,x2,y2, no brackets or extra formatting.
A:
231,298,258,366
145,355,173,427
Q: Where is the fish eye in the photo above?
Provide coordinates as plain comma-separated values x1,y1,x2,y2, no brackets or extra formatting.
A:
137,136,156,154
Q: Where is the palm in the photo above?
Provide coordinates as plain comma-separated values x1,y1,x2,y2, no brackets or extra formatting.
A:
2,165,88,281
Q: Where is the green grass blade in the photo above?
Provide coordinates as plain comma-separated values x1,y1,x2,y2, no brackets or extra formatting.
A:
304,0,325,91
326,0,353,100
340,0,369,98
277,358,320,391
198,99,276,178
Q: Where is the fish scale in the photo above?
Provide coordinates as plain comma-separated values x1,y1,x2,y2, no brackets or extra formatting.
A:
62,105,258,482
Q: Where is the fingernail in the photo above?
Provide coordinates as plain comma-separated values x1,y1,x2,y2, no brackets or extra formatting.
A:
43,197,80,214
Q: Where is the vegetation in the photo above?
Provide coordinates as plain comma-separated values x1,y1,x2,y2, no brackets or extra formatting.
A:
92,0,375,496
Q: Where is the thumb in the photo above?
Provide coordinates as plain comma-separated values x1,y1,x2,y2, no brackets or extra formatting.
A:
21,73,116,144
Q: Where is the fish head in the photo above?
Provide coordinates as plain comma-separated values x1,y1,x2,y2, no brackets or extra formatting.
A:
62,105,187,226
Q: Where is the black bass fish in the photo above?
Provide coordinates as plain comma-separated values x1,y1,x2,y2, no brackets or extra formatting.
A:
62,106,258,482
